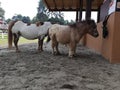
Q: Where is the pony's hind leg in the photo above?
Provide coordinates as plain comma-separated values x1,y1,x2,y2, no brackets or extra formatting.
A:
38,37,44,52
13,33,20,52
51,35,58,55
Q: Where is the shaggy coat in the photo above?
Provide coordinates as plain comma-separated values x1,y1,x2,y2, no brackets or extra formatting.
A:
8,20,52,52
48,20,99,57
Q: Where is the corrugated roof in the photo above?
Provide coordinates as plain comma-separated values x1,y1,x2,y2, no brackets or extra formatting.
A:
43,0,104,11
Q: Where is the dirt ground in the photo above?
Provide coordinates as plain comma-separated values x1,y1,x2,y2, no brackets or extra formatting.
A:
0,42,120,90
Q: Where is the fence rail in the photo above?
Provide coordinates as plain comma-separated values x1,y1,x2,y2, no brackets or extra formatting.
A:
0,30,8,39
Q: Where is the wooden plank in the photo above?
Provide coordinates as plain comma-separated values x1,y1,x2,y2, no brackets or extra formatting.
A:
43,0,104,11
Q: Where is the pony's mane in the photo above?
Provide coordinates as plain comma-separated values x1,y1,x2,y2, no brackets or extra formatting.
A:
69,19,95,27
36,21,44,27
81,19,95,24
69,22,79,28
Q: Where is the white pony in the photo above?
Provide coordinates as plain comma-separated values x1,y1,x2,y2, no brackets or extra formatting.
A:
8,20,52,52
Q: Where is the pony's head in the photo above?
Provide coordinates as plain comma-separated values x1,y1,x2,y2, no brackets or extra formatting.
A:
70,20,99,37
85,19,99,37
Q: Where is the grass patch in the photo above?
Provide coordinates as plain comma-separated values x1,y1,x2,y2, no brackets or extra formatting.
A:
0,33,38,47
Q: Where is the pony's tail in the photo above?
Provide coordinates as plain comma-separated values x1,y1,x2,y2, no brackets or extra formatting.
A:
46,29,51,43
8,20,17,48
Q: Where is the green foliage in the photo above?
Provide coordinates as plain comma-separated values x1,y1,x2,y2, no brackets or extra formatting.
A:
48,17,65,24
5,18,11,23
0,7,4,18
22,16,31,23
36,0,68,24
31,16,39,23
12,14,31,23
36,13,48,22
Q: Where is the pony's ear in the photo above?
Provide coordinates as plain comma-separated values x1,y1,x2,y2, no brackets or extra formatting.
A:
86,19,95,25
40,22,44,25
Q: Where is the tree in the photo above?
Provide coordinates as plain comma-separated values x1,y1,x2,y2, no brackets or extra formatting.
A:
0,2,5,18
32,16,39,23
0,7,5,18
12,14,23,21
22,16,30,23
36,12,48,22
37,0,65,24
36,0,48,21
12,14,31,24
6,18,11,23
48,16,65,24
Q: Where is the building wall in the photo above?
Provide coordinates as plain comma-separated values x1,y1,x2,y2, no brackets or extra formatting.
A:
111,12,120,63
86,12,120,63
86,22,103,53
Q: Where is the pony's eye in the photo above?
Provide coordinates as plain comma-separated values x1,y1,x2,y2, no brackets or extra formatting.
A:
92,25,96,29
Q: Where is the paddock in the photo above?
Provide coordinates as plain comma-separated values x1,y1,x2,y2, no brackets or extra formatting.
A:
42,0,120,63
1,0,120,89
0,42,120,90
0,30,7,39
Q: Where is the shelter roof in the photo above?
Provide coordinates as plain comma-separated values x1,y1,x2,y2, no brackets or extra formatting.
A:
43,0,104,11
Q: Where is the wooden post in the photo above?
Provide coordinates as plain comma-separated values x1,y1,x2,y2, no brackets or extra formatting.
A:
85,0,92,20
97,7,100,23
2,32,4,39
76,11,79,22
79,0,83,21
83,0,92,46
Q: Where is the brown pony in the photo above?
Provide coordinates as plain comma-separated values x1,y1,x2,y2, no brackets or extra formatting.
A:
47,19,99,57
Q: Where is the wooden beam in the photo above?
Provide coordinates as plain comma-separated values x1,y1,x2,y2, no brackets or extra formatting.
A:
49,8,98,11
53,0,57,9
76,11,79,22
62,0,64,9
70,0,73,8
44,0,50,9
85,0,92,20
79,0,83,21
97,6,100,22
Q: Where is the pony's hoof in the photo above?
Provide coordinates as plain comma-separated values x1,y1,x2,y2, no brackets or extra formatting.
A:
68,54,76,58
16,50,20,53
53,52,61,55
56,52,61,55
53,52,56,55
68,55,74,58
38,50,43,53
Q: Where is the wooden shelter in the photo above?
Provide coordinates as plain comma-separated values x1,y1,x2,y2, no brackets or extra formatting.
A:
43,0,120,63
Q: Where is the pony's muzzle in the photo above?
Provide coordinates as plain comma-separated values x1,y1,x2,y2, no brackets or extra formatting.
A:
94,32,99,37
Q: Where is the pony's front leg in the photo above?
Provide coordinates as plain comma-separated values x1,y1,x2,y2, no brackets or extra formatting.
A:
38,37,44,52
13,34,20,52
68,42,76,58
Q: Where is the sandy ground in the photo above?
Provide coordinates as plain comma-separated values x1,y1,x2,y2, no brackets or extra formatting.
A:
0,42,120,90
